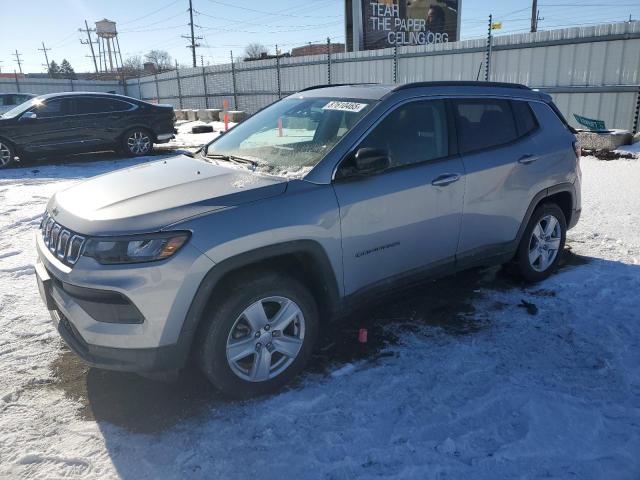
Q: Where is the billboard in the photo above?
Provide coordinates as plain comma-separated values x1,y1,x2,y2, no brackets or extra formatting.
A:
347,0,461,51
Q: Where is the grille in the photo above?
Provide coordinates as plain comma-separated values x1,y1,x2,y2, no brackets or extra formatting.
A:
40,212,86,266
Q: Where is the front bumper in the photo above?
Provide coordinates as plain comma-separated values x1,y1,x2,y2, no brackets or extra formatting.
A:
35,231,215,373
36,260,187,372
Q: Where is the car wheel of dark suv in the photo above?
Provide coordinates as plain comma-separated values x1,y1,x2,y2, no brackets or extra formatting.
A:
122,128,153,156
197,271,319,398
515,203,567,282
0,140,16,169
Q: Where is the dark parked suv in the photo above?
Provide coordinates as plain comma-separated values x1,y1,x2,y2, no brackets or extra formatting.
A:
0,92,175,168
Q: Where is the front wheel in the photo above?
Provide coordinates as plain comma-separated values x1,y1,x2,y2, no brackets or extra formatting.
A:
0,140,16,169
515,203,567,282
121,128,153,156
198,272,319,398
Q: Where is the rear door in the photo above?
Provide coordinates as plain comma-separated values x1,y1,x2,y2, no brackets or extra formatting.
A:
333,99,465,296
453,98,542,262
74,96,136,147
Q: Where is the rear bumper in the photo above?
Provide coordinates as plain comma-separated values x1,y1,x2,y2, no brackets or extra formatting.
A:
155,132,174,143
568,208,581,229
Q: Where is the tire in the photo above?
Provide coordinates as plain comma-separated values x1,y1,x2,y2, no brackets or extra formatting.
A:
121,128,154,156
191,125,214,134
515,203,567,282
0,139,16,169
198,271,319,398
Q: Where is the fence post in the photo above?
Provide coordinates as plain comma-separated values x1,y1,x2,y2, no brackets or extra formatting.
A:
14,71,20,93
327,37,332,85
69,79,74,91
202,65,209,108
230,51,238,110
393,43,398,84
122,77,128,96
137,76,141,99
154,73,160,103
633,85,640,135
175,61,183,109
275,44,282,99
485,14,493,81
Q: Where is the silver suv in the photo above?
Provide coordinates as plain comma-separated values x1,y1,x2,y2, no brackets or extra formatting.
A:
35,82,581,397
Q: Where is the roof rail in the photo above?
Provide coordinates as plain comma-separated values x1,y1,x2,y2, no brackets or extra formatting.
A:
393,81,531,91
299,83,378,92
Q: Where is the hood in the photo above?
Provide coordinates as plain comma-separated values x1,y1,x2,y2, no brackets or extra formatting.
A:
50,154,288,235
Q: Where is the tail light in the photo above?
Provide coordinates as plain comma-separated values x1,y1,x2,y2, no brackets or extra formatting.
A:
572,140,581,163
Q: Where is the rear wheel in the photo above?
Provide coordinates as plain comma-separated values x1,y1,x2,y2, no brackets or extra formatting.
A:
515,203,566,282
121,128,153,156
0,140,16,169
198,272,319,398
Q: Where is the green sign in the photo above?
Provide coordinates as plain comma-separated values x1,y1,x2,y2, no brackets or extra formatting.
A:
574,114,606,131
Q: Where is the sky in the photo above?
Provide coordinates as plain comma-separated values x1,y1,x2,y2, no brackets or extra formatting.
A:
1,0,639,74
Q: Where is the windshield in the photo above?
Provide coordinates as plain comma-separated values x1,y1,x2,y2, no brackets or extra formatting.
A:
204,97,375,177
1,97,39,119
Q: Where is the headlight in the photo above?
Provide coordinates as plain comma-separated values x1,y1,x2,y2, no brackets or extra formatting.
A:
83,232,190,265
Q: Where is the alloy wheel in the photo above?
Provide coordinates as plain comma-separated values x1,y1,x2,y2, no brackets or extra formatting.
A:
127,131,151,155
528,214,562,272
226,296,305,382
0,142,12,167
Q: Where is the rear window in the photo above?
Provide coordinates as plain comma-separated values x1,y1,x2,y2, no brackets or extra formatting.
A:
453,99,518,153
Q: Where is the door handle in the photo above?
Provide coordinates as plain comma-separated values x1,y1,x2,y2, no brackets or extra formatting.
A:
431,173,461,187
518,154,537,164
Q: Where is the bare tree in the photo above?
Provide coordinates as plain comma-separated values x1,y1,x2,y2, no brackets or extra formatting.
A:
144,50,173,72
244,43,269,60
121,55,144,76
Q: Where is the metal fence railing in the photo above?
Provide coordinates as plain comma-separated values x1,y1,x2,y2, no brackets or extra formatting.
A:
121,21,638,132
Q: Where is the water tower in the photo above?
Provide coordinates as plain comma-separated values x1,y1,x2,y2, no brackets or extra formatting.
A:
95,19,123,73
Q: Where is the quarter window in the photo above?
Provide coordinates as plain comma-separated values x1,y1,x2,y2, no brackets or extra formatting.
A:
511,100,538,137
453,99,518,153
357,100,449,168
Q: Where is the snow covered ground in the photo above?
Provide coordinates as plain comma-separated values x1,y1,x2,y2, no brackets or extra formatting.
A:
1,154,639,479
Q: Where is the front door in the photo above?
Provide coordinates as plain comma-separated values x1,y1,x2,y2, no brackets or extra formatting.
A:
332,99,465,296
17,97,83,154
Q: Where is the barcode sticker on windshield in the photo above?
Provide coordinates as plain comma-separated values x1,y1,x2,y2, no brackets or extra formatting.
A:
322,101,368,113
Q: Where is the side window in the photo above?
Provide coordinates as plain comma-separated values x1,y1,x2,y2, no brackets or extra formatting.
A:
76,97,131,114
34,99,67,118
453,99,517,153
511,100,538,137
357,100,449,168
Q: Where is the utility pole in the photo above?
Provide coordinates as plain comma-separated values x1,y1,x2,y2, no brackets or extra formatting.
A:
13,50,23,74
79,20,99,74
38,42,51,75
531,0,538,32
183,0,202,68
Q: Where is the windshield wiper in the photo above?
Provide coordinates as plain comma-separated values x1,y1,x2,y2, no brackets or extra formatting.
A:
205,153,259,167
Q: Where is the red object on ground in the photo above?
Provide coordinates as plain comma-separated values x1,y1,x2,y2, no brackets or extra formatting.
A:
278,117,283,137
358,328,368,343
224,112,229,131
223,99,228,110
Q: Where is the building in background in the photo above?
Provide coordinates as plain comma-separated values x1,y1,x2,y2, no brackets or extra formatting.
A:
345,0,462,51
291,43,346,57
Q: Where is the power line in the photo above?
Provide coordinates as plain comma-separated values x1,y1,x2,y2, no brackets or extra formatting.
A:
120,0,182,25
205,0,342,19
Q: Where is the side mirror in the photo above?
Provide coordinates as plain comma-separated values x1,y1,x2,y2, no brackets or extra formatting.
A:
20,111,37,121
353,147,390,176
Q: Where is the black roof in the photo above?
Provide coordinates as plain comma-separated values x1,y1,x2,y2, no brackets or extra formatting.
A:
34,91,139,102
